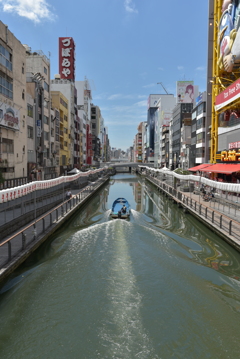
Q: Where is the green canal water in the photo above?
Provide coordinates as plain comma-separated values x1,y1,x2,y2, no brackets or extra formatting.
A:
1,174,240,358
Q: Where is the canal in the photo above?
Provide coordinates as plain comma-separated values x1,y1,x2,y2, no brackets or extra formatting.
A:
1,173,240,359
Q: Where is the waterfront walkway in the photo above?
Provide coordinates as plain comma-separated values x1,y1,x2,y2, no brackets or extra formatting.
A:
145,175,240,252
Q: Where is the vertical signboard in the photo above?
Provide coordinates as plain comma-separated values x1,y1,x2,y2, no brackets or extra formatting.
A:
59,37,75,81
177,81,194,103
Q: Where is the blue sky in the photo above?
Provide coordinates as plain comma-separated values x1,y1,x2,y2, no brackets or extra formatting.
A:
0,0,209,151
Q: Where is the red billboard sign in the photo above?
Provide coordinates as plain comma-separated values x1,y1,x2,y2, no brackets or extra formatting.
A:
215,78,240,111
59,37,75,81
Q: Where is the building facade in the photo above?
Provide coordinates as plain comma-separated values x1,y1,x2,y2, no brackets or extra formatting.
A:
0,21,27,186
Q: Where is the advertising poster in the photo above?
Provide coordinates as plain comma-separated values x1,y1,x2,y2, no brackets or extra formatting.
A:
177,81,194,103
0,104,19,131
162,111,172,127
218,0,240,73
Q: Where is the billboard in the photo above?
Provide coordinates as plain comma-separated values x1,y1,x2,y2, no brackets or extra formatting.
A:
177,81,194,103
162,111,172,127
59,37,75,81
218,1,240,73
0,104,19,131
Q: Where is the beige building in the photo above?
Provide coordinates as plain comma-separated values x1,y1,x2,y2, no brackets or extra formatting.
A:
0,21,27,185
51,91,70,175
25,48,56,179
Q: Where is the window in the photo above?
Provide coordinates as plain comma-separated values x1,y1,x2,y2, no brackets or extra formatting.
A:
44,115,49,124
22,67,24,74
44,67,47,75
0,70,13,99
196,117,205,130
44,132,49,140
196,132,205,144
2,138,14,153
44,81,49,92
0,44,13,71
22,90,25,100
27,104,33,117
27,126,33,138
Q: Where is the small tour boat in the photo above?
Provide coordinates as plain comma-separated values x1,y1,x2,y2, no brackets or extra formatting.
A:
110,198,131,219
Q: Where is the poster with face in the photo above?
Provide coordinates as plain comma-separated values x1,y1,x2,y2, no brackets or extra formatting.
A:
177,81,194,103
218,0,240,72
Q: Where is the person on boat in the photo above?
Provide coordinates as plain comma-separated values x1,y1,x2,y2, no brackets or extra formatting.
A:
121,205,127,214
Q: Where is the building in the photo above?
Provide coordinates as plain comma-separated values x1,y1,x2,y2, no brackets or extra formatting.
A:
154,94,176,167
90,104,101,166
51,76,76,171
171,103,193,170
51,91,70,175
25,48,56,179
0,21,27,186
190,92,207,168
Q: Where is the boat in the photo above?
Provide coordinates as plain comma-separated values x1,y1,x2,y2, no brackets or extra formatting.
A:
110,198,131,219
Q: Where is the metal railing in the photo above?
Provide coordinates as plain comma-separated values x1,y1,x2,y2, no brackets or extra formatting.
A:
146,175,240,242
0,177,108,268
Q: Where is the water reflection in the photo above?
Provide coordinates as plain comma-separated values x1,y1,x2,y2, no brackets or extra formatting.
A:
1,174,240,358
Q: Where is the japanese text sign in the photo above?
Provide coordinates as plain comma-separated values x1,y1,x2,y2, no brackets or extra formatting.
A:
59,37,75,81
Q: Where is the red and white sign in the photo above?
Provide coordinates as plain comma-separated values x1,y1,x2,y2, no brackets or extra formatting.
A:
229,141,240,149
59,37,75,81
215,78,240,111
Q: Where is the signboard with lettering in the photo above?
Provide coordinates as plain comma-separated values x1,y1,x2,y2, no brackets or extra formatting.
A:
215,78,240,111
0,104,19,131
59,37,75,81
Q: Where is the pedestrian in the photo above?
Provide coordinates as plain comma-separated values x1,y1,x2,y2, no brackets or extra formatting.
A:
66,189,72,201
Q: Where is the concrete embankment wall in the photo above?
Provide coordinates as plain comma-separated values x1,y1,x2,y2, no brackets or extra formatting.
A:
145,176,240,253
0,176,110,284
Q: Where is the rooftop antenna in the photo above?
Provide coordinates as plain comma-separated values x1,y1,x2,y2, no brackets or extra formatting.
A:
157,82,169,94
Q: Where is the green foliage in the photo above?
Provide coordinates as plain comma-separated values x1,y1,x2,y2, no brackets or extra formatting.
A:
0,171,5,184
174,168,191,175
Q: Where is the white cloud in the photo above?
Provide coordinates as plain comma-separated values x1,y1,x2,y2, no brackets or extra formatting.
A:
142,83,155,88
108,94,123,100
158,67,164,71
0,0,56,23
196,66,205,71
177,66,184,70
124,0,138,14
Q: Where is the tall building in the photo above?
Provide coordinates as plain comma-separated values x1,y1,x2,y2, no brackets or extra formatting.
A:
0,21,27,186
25,47,56,179
75,79,92,166
51,76,76,170
154,94,176,167
51,91,70,175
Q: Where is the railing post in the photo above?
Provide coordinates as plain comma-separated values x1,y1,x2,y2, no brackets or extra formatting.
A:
199,204,202,215
50,213,52,226
56,208,58,221
42,218,45,233
61,205,64,217
22,232,27,250
195,201,197,211
205,207,207,218
33,223,37,240
229,220,232,236
220,215,222,229
8,241,11,261
212,211,214,223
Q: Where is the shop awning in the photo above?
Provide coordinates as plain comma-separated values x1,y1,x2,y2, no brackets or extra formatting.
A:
201,163,240,174
188,164,213,172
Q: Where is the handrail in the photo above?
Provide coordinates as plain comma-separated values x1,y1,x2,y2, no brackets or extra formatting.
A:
0,181,104,247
